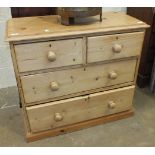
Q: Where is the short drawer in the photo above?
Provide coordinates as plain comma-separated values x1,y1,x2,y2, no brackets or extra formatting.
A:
26,86,135,133
21,59,137,104
87,32,144,63
14,38,83,72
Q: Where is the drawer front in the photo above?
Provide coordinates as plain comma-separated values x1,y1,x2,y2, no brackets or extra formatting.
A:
26,86,135,133
21,59,137,104
14,38,83,72
87,32,144,63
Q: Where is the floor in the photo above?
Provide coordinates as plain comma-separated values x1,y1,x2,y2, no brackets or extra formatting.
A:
0,86,155,146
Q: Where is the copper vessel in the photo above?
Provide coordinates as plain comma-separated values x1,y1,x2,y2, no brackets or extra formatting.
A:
57,7,102,25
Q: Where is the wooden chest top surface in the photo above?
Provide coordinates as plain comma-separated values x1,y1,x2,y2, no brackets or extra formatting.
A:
6,12,149,42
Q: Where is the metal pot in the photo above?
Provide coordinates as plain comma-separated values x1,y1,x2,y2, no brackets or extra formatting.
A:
57,7,102,25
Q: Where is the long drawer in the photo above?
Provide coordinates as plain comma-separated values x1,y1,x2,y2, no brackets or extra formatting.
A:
21,59,137,104
14,38,83,72
26,86,135,133
87,32,144,63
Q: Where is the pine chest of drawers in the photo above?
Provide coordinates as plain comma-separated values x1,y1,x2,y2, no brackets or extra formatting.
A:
6,12,149,142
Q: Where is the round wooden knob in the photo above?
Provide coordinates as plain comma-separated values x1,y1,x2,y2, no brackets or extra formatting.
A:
54,113,63,121
50,81,59,91
108,101,116,109
112,44,122,53
47,51,56,61
108,71,117,80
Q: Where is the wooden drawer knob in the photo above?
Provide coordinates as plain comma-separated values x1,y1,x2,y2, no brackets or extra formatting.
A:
54,113,63,121
50,81,59,91
112,44,122,53
47,51,56,61
108,71,117,80
108,101,116,109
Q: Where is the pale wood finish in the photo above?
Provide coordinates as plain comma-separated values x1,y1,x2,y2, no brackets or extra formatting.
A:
14,38,83,72
6,12,148,142
9,43,31,132
24,81,134,106
133,30,147,84
18,56,139,77
87,32,144,63
26,109,134,142
6,12,149,42
27,86,135,133
21,59,137,104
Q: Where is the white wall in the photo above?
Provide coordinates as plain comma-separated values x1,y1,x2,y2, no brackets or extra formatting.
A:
103,7,126,13
0,8,16,89
0,7,126,89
